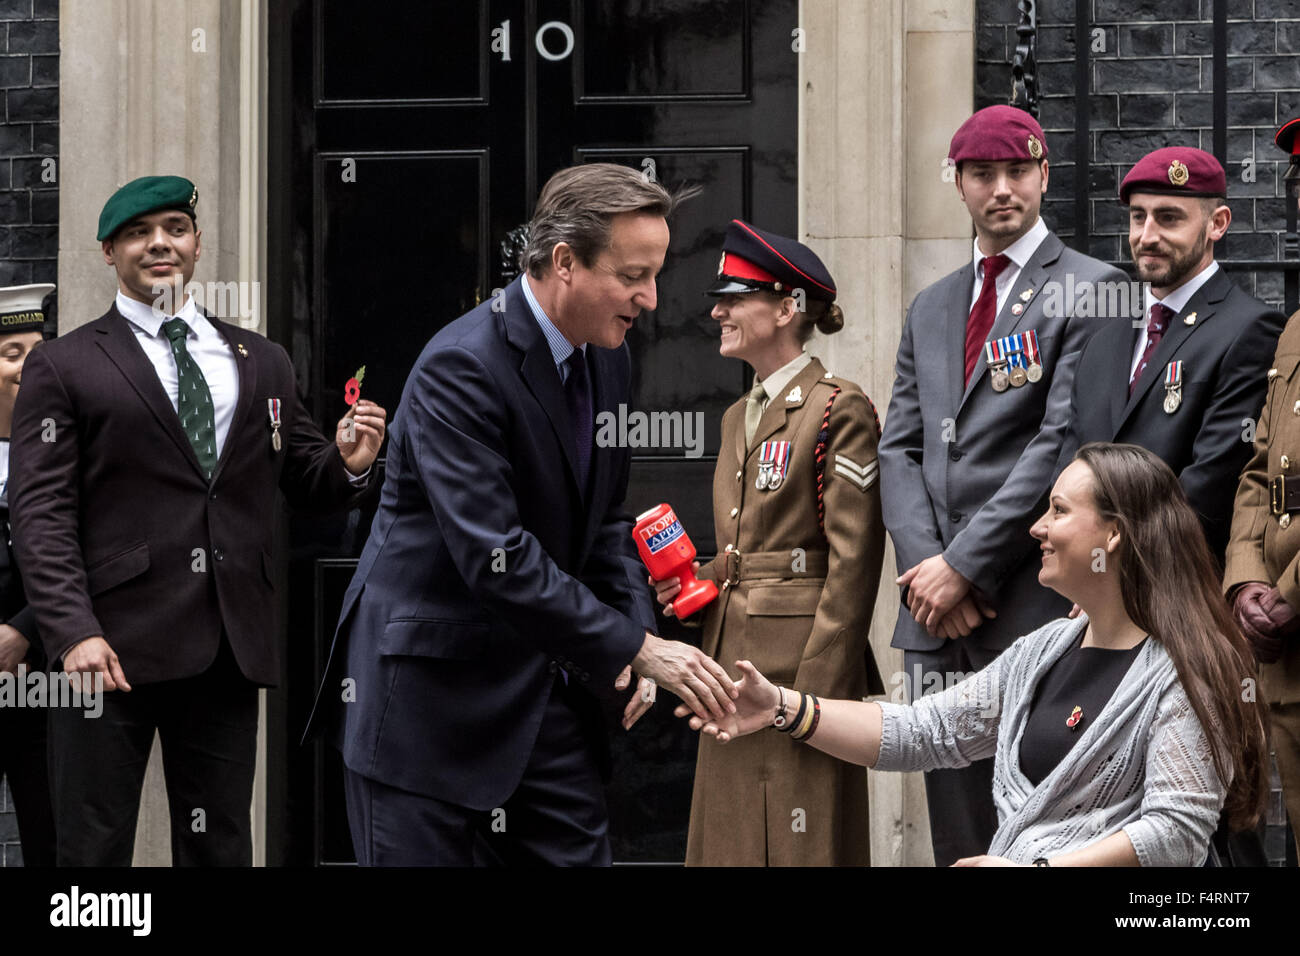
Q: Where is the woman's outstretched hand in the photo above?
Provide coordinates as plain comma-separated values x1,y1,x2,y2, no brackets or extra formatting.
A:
673,659,780,742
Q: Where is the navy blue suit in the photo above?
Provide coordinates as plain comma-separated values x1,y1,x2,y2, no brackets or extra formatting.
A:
306,278,655,863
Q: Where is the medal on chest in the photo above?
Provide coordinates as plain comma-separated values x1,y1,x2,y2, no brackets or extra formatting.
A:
1163,361,1183,414
986,330,1043,391
985,339,1009,392
267,397,282,452
756,440,790,491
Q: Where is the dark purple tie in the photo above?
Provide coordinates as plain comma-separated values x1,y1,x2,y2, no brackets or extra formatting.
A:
1130,303,1173,396
564,349,592,491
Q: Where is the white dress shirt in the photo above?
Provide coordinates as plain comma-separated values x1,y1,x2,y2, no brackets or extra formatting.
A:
117,291,369,483
1129,260,1219,380
116,290,240,457
968,215,1050,317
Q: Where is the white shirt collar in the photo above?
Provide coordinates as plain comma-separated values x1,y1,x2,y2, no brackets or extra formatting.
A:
116,289,202,338
1144,260,1220,316
757,351,812,402
971,215,1049,273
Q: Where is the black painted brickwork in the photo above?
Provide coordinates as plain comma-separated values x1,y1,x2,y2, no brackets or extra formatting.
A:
0,0,56,868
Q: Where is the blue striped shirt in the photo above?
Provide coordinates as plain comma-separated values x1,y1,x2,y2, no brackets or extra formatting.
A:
521,273,585,383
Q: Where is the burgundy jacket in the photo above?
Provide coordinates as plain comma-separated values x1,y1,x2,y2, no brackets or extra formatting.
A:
9,304,365,686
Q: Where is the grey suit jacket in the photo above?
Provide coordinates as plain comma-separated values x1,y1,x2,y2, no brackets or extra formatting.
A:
879,230,1127,653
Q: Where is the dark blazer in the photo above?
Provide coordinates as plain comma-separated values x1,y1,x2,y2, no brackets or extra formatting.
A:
305,277,655,812
9,304,365,687
1058,267,1286,557
879,231,1127,654
0,484,39,669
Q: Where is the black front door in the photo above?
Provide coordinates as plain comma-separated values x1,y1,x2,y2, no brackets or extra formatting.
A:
267,0,797,865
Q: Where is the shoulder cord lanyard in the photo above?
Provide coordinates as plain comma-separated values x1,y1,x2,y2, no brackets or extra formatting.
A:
814,388,841,538
813,388,883,538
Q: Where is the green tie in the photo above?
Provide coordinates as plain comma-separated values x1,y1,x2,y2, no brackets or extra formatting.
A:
162,318,218,480
744,379,767,447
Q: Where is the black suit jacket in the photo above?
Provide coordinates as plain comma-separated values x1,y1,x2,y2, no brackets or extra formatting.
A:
304,277,656,811
9,304,365,686
0,488,40,669
1059,268,1286,556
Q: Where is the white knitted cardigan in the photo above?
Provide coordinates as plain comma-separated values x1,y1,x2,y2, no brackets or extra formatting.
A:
875,615,1227,866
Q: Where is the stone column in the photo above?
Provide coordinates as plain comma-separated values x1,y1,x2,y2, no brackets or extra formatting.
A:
58,0,267,865
800,0,974,866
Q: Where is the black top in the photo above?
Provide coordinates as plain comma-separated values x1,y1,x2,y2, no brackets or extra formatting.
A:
1018,628,1147,787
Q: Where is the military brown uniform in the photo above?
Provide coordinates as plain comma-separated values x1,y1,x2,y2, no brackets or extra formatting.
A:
1224,309,1300,857
685,356,885,866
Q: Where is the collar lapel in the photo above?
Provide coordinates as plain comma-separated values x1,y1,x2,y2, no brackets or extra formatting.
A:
504,279,581,495
583,347,615,517
207,314,258,483
94,306,206,480
745,358,825,463
946,263,976,415
1116,270,1228,429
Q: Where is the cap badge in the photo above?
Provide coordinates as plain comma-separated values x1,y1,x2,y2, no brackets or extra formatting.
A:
717,252,726,277
1168,160,1189,187
189,187,198,208
785,385,802,403
1027,135,1043,160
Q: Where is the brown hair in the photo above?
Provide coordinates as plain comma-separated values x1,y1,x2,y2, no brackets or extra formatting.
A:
1073,442,1268,830
798,299,844,342
521,163,698,277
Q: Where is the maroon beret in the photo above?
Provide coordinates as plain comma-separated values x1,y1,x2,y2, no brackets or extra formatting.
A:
1276,117,1300,156
1119,146,1227,203
948,105,1048,165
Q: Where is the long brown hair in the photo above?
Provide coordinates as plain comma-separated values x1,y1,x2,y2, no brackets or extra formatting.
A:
1074,442,1267,830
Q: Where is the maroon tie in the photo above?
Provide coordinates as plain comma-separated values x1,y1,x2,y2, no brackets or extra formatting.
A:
1129,303,1173,396
964,254,1012,384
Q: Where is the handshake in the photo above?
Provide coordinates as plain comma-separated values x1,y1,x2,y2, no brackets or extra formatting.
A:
1232,582,1300,664
614,564,741,732
624,566,776,744
620,625,779,746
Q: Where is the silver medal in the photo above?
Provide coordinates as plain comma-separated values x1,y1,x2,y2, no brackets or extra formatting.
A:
272,428,282,451
1163,388,1181,414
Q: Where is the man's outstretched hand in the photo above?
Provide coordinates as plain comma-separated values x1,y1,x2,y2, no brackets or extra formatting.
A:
631,633,737,723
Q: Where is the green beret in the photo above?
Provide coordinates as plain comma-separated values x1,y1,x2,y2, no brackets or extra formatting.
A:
97,175,198,241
